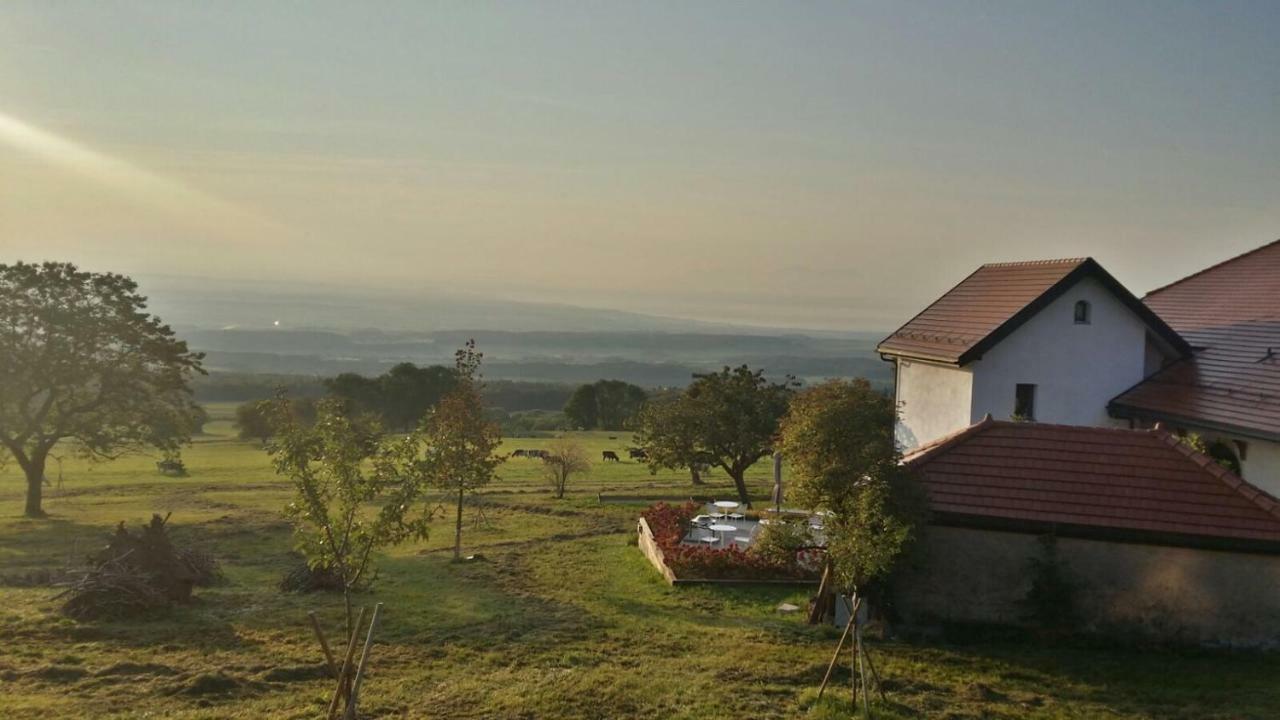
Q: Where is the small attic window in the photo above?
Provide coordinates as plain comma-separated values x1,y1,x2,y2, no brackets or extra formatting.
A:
1073,300,1091,324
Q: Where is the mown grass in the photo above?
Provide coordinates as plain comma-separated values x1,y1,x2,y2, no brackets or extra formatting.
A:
0,403,1276,719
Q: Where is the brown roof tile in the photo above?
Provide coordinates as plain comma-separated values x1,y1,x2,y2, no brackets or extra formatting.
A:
878,257,1189,365
1111,239,1280,440
904,419,1280,546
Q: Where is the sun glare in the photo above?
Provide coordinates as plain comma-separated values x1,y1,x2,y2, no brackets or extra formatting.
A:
0,109,282,239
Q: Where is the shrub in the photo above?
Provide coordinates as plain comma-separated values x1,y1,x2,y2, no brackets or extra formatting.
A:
749,520,815,567
1020,534,1080,632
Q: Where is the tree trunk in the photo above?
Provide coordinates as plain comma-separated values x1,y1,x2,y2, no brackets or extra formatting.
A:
22,449,48,518
453,485,464,561
689,467,703,485
729,469,751,508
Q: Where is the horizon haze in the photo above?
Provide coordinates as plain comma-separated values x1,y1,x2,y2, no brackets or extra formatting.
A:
2,2,1278,330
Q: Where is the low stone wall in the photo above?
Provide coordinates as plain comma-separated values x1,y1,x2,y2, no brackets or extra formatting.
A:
635,517,819,587
894,525,1280,648
636,517,678,585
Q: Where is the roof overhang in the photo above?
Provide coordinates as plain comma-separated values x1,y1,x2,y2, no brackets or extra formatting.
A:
1107,401,1280,444
931,512,1280,556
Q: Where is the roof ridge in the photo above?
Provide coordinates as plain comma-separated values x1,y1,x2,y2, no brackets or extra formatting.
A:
1152,428,1280,522
903,414,1000,465
980,257,1089,269
980,419,1160,435
1144,238,1280,299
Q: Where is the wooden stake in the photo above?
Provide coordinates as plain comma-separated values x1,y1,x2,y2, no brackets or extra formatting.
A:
809,562,832,625
308,611,338,678
327,606,366,720
343,602,384,720
862,635,888,703
857,626,872,719
850,597,859,708
817,608,855,699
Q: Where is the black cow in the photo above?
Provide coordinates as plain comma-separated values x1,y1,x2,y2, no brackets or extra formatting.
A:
628,448,648,460
511,449,528,458
602,450,620,462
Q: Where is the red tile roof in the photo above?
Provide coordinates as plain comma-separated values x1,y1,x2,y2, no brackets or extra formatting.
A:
1111,239,1280,440
878,257,1189,365
904,418,1280,547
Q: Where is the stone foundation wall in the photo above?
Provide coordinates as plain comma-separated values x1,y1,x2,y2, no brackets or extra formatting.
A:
894,525,1280,647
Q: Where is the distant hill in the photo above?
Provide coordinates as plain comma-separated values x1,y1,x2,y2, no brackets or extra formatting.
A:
146,274,892,399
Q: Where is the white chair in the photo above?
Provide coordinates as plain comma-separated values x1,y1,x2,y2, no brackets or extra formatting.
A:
728,510,746,521
733,536,751,546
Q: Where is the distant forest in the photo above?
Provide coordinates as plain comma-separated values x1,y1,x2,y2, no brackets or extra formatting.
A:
195,371,576,413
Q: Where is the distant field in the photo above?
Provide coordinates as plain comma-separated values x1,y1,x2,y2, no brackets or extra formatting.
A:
0,404,1276,719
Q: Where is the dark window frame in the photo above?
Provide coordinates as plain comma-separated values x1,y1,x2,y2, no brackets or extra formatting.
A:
1014,383,1037,421
1074,300,1091,324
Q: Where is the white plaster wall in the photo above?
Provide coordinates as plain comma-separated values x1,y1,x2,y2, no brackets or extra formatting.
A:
1242,439,1280,497
968,276,1149,428
894,359,972,451
1187,430,1280,498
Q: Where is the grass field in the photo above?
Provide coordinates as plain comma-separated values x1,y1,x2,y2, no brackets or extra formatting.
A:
1,403,1277,719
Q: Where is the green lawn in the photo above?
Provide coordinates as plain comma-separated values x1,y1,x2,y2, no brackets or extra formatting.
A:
0,404,1276,719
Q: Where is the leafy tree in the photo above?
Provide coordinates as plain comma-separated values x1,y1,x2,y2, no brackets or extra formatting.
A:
634,366,794,506
268,396,432,635
0,262,204,517
541,437,591,499
236,396,316,444
632,394,712,485
323,372,383,416
420,341,505,560
236,399,275,444
778,379,926,593
563,380,647,430
563,384,599,430
380,362,457,431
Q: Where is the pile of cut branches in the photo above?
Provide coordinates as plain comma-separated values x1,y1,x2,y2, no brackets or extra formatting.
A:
54,514,220,620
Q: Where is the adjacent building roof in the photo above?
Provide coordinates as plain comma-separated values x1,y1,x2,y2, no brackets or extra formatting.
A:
1110,239,1280,441
904,418,1280,550
877,257,1190,365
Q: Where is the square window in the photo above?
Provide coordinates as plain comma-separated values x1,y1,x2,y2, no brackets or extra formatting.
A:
1014,384,1036,420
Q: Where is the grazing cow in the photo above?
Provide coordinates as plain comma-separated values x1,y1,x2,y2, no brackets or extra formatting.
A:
528,449,549,459
511,449,528,458
628,448,648,460
602,450,620,462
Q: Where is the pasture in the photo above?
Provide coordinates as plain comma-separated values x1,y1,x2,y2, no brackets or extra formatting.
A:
0,404,1276,719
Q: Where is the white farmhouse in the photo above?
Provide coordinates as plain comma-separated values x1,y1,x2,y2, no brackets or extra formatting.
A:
878,240,1280,495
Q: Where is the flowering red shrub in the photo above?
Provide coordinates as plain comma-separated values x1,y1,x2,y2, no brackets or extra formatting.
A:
640,502,821,581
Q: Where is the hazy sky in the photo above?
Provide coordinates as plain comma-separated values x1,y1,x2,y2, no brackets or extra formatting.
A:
2,2,1277,330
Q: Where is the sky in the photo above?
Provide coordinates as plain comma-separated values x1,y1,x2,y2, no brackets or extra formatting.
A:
1,1,1278,331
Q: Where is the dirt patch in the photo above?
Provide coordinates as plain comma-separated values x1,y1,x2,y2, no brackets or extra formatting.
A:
95,661,180,678
175,672,242,696
962,681,1009,702
26,664,89,683
259,663,330,683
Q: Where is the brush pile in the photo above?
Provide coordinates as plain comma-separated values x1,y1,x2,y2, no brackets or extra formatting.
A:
279,559,344,593
55,514,221,620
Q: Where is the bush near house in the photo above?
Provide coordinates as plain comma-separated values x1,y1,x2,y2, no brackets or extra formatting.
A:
641,502,821,581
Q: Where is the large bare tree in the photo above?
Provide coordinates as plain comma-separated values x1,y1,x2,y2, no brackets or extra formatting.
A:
0,262,205,517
